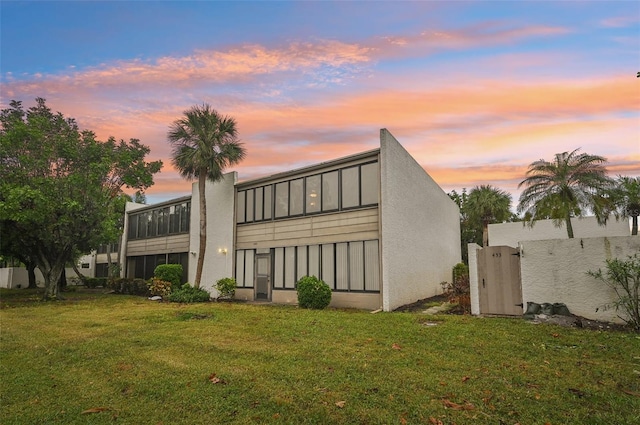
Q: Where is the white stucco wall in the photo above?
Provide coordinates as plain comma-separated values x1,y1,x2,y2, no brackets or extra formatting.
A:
379,129,461,311
0,267,44,288
520,236,640,323
467,243,482,315
189,172,237,296
488,216,630,248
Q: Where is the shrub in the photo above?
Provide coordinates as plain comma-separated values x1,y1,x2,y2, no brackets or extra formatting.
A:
296,276,332,309
147,278,172,298
215,277,236,300
85,277,107,288
154,264,183,290
168,284,211,303
441,263,471,314
588,254,640,330
108,278,150,296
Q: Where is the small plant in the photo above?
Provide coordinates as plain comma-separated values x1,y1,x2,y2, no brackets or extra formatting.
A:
147,278,172,298
296,276,332,309
168,284,211,303
108,278,150,296
588,254,640,330
85,277,107,288
215,277,236,300
153,264,183,290
441,263,471,314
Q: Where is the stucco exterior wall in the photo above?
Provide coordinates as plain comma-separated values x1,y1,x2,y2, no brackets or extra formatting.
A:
520,236,640,323
189,172,237,296
488,216,630,248
467,243,482,315
0,267,44,288
379,129,461,311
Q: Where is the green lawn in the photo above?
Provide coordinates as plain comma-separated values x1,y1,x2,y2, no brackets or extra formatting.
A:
1,288,638,424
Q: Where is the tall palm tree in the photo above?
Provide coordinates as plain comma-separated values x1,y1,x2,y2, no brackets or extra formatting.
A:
606,176,640,235
465,185,512,247
168,104,246,288
517,149,611,238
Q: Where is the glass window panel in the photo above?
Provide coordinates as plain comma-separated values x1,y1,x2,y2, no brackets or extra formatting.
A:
138,213,147,239
169,206,178,233
246,189,254,222
364,240,380,291
296,246,307,282
289,179,304,216
159,207,170,235
336,243,349,290
255,187,263,221
235,250,245,288
341,166,360,209
236,191,246,224
285,247,296,289
322,171,339,211
263,185,272,220
305,175,321,214
349,242,364,290
245,250,254,288
128,214,138,239
275,182,289,218
181,203,190,232
149,210,158,237
308,245,320,278
360,162,379,206
274,248,284,288
321,244,335,289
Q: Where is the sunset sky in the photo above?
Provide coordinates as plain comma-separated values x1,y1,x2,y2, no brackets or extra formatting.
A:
2,1,639,206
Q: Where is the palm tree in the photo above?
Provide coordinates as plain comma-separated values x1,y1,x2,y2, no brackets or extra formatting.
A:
606,176,640,235
168,104,246,288
517,149,611,238
465,185,512,247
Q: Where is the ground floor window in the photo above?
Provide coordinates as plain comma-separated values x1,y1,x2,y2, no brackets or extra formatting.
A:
235,239,380,293
126,252,189,283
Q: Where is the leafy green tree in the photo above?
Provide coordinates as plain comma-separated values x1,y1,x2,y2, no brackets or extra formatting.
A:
0,98,162,299
465,185,512,247
602,176,640,235
448,189,481,262
517,149,612,238
168,104,246,288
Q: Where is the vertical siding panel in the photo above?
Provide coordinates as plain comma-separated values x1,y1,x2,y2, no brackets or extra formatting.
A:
235,250,245,288
349,241,364,290
245,250,255,288
285,247,296,288
336,243,349,290
321,244,335,289
308,245,320,278
274,248,284,288
364,240,380,291
296,246,308,281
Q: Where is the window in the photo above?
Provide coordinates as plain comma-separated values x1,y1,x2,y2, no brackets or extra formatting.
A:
289,179,304,216
263,185,273,220
321,244,335,288
81,263,90,269
341,166,359,209
305,175,321,214
255,187,264,221
129,201,190,240
246,189,254,222
322,171,339,211
237,191,246,224
275,182,289,218
360,162,379,205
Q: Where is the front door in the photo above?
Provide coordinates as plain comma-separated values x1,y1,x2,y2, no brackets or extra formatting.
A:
478,246,523,316
255,254,271,301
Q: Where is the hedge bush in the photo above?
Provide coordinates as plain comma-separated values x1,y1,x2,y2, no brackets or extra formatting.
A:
296,276,332,309
153,264,183,290
215,277,236,300
108,278,149,296
85,277,107,288
168,284,211,303
147,278,172,298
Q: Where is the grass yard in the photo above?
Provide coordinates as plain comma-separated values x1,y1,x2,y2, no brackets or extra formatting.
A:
1,288,638,424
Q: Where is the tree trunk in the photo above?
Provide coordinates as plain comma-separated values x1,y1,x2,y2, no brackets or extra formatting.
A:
194,174,207,289
482,223,489,247
41,263,64,300
632,215,638,236
565,215,574,238
106,249,113,279
27,262,37,289
58,268,67,291
71,262,87,285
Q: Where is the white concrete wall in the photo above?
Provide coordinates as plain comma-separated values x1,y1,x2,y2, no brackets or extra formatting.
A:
0,267,44,288
467,243,482,315
189,172,237,296
520,236,640,323
379,129,461,311
488,216,630,248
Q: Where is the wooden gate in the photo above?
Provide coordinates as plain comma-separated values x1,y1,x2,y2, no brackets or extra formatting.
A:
477,246,523,316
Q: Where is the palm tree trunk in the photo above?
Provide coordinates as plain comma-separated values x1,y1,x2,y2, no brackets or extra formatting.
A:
632,215,638,236
565,215,574,238
194,173,207,289
482,223,489,247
